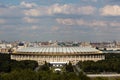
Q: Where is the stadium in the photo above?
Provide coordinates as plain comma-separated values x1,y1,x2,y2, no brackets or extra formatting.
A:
11,46,105,66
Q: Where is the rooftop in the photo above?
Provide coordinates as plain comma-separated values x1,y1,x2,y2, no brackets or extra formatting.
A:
15,47,102,55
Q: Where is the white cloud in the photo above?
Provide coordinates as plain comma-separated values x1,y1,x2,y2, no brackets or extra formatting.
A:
78,6,95,15
24,9,40,16
0,2,37,17
100,5,120,16
48,4,71,14
48,4,95,15
56,18,75,25
20,1,37,8
56,18,120,27
23,17,39,23
0,3,96,17
89,20,107,27
17,26,40,31
23,4,96,16
56,18,107,27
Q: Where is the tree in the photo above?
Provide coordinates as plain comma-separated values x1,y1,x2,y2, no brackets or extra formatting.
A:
65,62,74,72
10,60,38,71
0,61,11,72
1,69,39,80
39,61,50,71
78,72,90,80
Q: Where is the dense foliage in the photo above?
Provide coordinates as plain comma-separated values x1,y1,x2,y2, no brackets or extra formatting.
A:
10,60,38,71
77,53,120,73
0,53,10,72
0,59,38,72
39,61,50,71
0,69,90,80
0,53,10,61
65,62,74,72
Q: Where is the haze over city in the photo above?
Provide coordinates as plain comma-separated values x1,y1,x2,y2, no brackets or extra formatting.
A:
0,0,120,41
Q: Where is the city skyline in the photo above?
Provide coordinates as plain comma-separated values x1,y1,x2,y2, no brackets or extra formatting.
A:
0,0,120,41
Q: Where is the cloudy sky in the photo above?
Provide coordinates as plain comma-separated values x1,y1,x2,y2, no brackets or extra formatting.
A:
0,0,120,41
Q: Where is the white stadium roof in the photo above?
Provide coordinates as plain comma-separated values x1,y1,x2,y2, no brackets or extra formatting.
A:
16,47,102,55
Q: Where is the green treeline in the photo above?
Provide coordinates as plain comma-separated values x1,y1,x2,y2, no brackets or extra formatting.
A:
0,69,90,80
78,60,120,73
0,60,38,72
77,53,120,73
0,60,89,80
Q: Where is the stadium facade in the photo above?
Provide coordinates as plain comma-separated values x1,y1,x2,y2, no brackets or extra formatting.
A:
11,47,105,65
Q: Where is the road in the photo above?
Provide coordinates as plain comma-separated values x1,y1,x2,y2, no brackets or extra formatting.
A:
87,74,120,77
